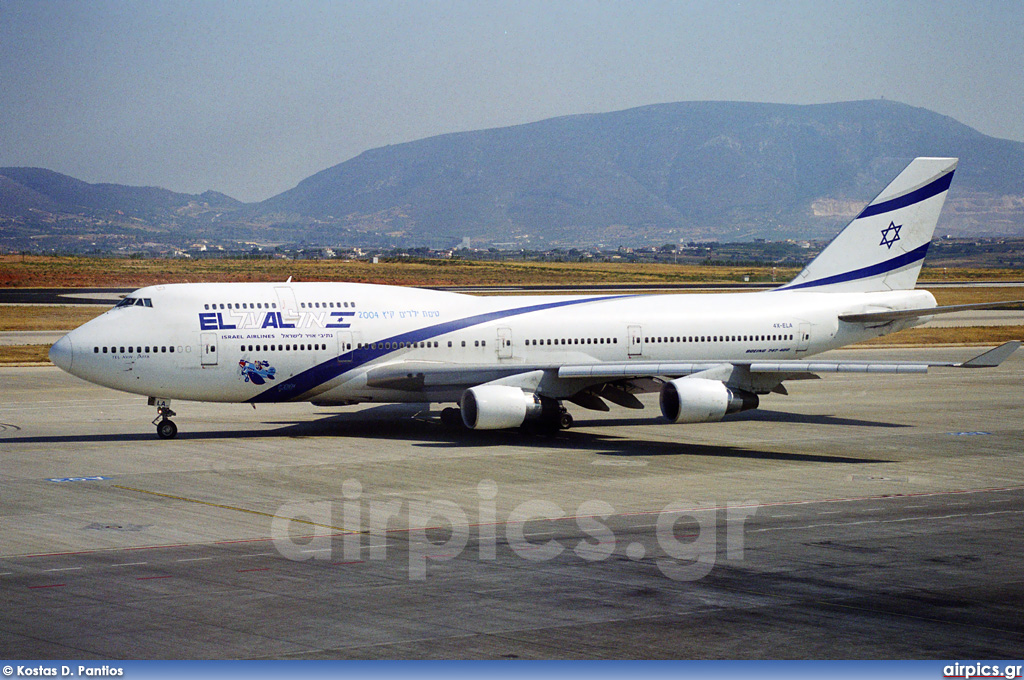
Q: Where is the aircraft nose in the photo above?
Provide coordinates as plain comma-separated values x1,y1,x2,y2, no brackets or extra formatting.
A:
49,334,74,373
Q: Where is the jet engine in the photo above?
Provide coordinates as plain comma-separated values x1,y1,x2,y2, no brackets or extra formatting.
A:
659,378,759,424
460,385,544,430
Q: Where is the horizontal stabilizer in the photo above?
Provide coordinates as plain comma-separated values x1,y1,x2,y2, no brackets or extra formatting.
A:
840,300,1024,323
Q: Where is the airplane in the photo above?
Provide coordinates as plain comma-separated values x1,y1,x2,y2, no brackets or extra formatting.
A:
48,157,1022,439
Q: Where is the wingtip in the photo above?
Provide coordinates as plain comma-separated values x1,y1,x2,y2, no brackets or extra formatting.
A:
959,341,1021,368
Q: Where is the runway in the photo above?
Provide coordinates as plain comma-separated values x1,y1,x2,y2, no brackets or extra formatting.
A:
1,347,1023,658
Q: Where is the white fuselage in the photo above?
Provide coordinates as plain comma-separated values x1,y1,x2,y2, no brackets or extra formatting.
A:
50,281,935,406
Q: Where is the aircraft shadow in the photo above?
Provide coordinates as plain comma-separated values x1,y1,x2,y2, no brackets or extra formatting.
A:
3,404,892,464
312,410,891,463
732,409,910,428
574,409,909,429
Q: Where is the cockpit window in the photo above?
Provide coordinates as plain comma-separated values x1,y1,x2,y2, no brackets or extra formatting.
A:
115,297,153,308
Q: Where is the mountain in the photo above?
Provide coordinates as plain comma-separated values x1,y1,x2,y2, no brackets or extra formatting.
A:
0,167,244,251
4,100,1024,252
255,99,1024,244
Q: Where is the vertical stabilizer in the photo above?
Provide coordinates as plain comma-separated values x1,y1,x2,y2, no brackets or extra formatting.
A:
780,157,957,292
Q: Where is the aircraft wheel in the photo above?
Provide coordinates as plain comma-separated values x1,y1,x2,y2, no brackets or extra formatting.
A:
559,412,574,429
156,419,178,440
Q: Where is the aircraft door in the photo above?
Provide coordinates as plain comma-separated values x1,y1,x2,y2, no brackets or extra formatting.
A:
628,325,643,357
201,332,218,366
336,331,354,362
496,327,513,359
796,322,811,353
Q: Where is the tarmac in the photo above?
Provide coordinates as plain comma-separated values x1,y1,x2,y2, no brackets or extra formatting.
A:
1,347,1023,658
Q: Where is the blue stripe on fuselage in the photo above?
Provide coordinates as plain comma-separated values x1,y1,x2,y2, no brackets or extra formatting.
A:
247,294,633,403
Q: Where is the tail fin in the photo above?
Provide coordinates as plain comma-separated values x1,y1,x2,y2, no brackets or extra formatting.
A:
780,157,957,292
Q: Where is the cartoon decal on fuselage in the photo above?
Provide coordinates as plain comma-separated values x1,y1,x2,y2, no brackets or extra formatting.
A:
238,359,276,385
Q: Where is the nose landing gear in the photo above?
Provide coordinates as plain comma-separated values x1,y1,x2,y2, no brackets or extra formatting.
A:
148,397,178,439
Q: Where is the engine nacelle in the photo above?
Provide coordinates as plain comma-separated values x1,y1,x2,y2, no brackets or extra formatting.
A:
460,385,543,430
659,378,759,424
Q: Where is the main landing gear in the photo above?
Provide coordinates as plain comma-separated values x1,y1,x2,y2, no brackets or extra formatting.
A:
552,407,574,430
149,397,177,439
440,406,463,428
539,398,574,431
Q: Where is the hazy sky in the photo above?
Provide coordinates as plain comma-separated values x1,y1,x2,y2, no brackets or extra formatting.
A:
2,0,1022,202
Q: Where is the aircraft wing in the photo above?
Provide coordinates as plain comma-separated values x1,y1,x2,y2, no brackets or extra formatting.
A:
353,342,1020,405
561,342,1021,379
